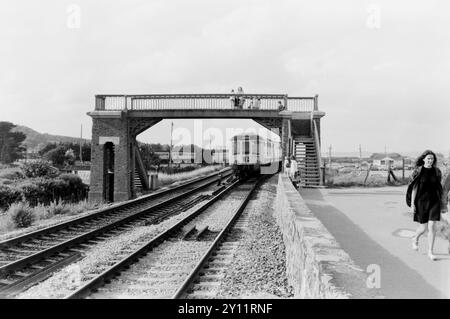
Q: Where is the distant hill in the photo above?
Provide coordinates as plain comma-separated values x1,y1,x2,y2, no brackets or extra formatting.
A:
12,125,90,152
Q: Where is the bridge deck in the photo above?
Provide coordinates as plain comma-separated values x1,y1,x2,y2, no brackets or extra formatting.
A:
88,109,324,119
93,93,319,113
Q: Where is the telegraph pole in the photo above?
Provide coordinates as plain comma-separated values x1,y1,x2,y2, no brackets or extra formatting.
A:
169,122,173,169
359,144,362,169
80,124,83,163
328,145,332,168
384,144,388,170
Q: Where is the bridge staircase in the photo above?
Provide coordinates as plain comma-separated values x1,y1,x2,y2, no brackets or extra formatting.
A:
293,128,322,187
134,146,149,192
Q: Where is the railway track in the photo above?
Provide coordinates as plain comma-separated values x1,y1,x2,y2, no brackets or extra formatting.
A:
0,168,232,298
172,179,260,299
65,176,264,299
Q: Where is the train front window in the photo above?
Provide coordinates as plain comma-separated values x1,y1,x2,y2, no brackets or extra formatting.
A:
244,138,250,155
252,140,258,154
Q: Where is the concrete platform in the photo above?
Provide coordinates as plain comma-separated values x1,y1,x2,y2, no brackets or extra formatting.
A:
300,186,450,299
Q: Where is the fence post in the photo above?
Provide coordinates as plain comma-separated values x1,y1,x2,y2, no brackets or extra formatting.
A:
364,163,372,185
402,158,405,180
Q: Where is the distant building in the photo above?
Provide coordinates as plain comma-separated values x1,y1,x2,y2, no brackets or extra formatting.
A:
371,153,404,169
154,151,170,160
172,151,195,164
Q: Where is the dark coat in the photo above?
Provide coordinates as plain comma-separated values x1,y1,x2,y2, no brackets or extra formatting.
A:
405,166,443,208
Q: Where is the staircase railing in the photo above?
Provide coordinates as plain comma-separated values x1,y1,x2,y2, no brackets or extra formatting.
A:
313,120,323,185
134,145,150,190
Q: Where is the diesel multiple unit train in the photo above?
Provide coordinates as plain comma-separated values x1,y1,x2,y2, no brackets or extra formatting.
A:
230,133,282,177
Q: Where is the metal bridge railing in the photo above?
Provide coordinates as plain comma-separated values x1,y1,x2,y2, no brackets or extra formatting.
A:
94,94,318,112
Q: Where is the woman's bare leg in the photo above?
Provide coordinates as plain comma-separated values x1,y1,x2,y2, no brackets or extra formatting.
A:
412,223,427,250
427,221,436,260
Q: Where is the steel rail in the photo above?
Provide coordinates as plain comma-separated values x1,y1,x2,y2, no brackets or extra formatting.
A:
0,168,231,249
172,177,265,299
0,170,232,275
65,178,242,299
0,253,82,298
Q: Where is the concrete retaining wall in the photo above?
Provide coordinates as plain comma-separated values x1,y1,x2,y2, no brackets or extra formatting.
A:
275,174,377,298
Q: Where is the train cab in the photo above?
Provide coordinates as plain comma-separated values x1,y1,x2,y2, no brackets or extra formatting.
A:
230,133,281,177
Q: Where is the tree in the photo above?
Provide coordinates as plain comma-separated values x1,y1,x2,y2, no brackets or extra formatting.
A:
64,148,76,166
39,142,91,162
38,142,58,156
44,146,69,167
0,122,26,164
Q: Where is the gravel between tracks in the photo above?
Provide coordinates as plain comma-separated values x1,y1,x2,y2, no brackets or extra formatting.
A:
16,192,214,299
217,175,294,299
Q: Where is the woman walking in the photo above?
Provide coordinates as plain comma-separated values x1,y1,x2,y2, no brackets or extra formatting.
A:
406,150,445,260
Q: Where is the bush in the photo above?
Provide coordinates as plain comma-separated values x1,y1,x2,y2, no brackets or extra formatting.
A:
16,175,88,207
0,213,15,233
7,202,35,228
68,200,102,215
58,174,88,202
0,185,23,210
21,160,59,178
0,167,24,180
48,200,70,215
17,179,50,206
33,203,54,220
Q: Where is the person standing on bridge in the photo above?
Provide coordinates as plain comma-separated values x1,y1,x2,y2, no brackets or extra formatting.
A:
237,86,245,109
230,89,237,108
406,150,445,260
253,97,261,110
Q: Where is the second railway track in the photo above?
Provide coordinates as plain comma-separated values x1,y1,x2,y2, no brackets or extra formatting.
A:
0,168,232,298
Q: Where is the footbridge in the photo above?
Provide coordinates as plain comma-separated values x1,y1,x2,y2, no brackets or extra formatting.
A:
88,93,326,202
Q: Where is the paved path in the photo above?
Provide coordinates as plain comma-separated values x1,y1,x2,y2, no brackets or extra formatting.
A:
300,186,450,299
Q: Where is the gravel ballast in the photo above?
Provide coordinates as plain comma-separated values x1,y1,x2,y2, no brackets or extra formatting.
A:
217,175,294,298
15,183,246,298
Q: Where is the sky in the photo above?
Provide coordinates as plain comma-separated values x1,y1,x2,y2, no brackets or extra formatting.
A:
1,0,449,157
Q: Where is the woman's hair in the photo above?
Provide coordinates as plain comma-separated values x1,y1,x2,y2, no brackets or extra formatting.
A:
415,149,437,167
